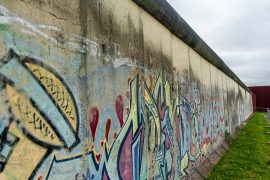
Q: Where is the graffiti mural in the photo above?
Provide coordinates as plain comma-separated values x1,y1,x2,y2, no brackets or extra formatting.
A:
0,4,253,180
45,69,209,179
0,52,231,179
0,50,79,179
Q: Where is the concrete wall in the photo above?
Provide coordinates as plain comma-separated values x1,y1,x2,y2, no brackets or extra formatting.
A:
0,0,253,179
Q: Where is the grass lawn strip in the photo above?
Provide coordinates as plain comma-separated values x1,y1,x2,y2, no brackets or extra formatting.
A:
208,113,270,179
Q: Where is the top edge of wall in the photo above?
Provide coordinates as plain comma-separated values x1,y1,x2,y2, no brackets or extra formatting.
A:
132,0,250,92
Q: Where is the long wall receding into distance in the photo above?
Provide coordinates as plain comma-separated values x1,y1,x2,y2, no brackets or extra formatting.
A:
0,0,253,179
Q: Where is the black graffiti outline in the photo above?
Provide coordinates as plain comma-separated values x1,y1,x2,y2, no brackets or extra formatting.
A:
0,49,80,178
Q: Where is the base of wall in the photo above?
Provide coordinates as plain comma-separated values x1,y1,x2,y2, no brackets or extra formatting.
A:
188,113,254,179
188,142,229,180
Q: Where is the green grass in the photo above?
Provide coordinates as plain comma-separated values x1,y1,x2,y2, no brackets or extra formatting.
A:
208,113,270,179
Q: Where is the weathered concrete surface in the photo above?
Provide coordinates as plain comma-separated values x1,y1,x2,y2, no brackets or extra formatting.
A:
222,141,230,150
0,0,253,179
209,152,221,165
197,159,214,179
189,171,204,180
132,0,249,92
216,146,227,157
190,144,229,179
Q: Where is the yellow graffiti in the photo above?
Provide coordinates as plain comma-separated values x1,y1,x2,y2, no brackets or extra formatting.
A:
143,82,161,148
180,152,189,176
165,81,179,124
26,62,77,131
7,85,62,146
0,121,47,179
129,76,139,134
0,61,78,179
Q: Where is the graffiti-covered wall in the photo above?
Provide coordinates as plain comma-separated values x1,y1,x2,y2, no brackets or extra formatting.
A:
0,0,253,179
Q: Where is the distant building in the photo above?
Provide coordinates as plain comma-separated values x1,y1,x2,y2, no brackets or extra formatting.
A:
249,86,270,112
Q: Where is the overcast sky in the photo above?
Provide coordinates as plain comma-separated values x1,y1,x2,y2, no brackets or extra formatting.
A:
167,0,270,86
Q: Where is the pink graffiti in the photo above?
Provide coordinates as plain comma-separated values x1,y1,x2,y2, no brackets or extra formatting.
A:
116,95,124,127
89,106,99,141
105,119,112,143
